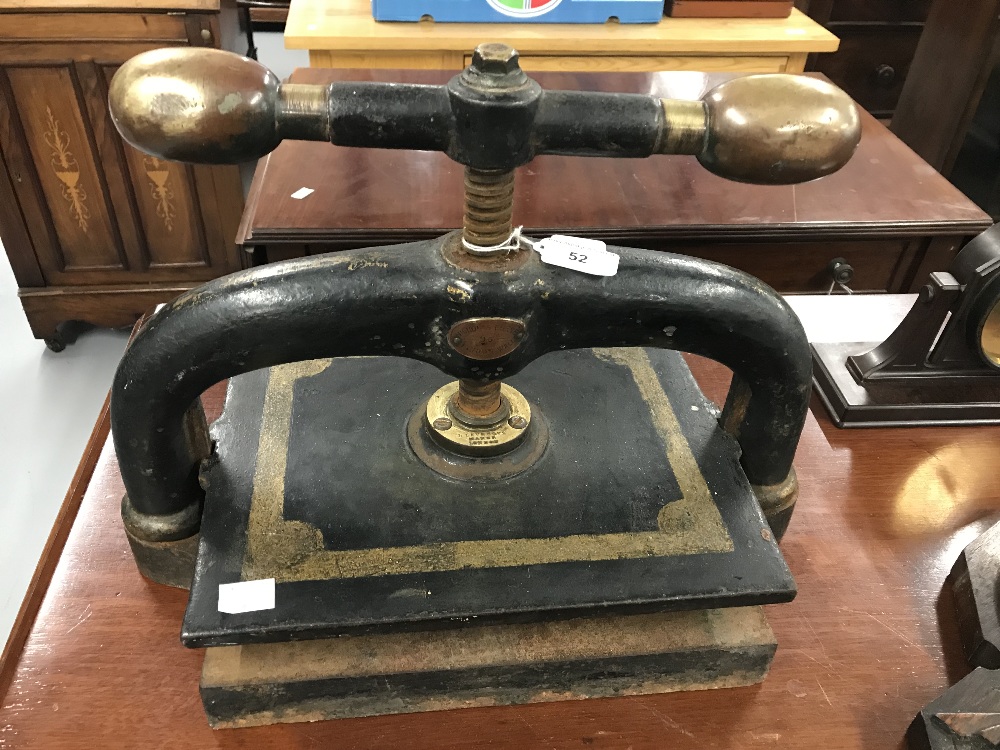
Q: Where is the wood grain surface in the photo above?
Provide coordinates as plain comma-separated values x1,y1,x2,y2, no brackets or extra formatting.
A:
1,349,998,748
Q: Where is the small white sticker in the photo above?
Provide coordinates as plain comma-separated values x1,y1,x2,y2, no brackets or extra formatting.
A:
536,235,619,277
218,578,275,614
290,187,314,200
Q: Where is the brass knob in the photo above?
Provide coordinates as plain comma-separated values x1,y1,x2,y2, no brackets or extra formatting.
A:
108,47,328,163
660,74,862,185
827,257,854,285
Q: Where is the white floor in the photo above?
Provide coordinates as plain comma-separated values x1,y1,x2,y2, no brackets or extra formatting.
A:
254,29,309,81
0,34,306,650
0,251,129,645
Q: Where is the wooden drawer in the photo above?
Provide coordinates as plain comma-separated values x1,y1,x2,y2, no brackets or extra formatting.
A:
624,239,910,292
0,13,190,42
245,238,916,293
813,26,922,117
829,0,930,23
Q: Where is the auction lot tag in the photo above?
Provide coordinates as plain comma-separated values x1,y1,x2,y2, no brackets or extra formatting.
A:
218,578,275,614
535,235,619,277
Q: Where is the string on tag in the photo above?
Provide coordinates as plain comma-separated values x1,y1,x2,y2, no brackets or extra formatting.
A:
461,226,524,256
826,280,854,295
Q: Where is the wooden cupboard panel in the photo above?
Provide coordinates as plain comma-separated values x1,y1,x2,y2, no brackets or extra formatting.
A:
83,59,149,275
0,47,239,289
0,4,247,345
0,145,44,287
829,0,930,23
121,153,210,268
95,64,210,269
190,164,242,272
0,13,189,41
803,0,930,121
5,63,125,275
0,41,186,64
812,26,922,117
0,75,60,283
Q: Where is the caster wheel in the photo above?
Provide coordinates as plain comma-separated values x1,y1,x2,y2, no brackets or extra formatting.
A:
44,336,66,352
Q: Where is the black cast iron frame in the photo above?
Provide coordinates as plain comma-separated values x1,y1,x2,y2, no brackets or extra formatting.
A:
111,233,812,552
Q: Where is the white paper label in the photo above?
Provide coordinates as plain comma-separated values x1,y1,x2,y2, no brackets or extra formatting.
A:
290,187,314,200
218,578,275,614
536,235,619,277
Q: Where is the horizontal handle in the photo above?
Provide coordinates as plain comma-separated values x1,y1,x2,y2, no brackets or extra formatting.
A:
109,46,860,184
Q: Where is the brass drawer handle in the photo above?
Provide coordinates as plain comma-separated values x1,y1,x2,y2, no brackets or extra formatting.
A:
875,64,897,88
827,257,855,293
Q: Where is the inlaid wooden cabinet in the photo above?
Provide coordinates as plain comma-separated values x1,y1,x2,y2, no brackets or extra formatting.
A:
0,1,247,350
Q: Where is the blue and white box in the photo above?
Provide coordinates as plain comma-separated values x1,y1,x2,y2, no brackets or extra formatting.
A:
372,0,664,24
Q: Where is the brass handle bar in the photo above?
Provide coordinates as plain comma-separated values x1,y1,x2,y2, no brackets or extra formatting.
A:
109,45,860,186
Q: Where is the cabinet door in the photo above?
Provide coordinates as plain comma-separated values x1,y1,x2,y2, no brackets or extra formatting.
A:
813,25,922,118
0,25,243,288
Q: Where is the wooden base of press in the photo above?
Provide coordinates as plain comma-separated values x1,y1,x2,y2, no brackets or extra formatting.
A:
200,606,776,728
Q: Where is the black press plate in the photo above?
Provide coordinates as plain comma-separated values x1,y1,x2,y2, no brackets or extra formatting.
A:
182,348,794,647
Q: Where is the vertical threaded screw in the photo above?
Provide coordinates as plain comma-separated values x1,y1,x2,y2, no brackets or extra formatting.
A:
463,167,515,250
453,379,503,419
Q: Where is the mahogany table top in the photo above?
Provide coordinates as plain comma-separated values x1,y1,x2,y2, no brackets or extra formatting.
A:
2,311,999,747
237,69,991,247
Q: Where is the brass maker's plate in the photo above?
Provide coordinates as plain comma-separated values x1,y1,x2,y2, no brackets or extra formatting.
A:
447,317,526,360
409,380,549,481
424,381,531,457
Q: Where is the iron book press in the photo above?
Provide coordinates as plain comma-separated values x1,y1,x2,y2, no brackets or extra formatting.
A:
107,44,861,728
